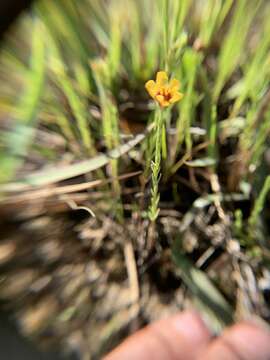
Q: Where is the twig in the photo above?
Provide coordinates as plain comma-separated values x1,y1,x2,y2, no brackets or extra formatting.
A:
123,240,140,311
1,171,142,204
61,196,96,218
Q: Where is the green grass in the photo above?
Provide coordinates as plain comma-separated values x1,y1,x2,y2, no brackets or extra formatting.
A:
0,19,46,183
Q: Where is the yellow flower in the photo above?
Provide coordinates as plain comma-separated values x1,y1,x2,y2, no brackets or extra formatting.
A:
145,71,183,107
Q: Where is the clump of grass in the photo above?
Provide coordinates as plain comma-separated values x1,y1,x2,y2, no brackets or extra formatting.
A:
0,18,45,183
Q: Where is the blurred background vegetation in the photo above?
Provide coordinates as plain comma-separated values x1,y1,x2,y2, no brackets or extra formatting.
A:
0,0,270,359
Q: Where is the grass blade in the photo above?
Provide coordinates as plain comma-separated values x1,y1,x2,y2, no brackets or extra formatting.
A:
0,19,46,183
172,240,233,333
2,125,153,191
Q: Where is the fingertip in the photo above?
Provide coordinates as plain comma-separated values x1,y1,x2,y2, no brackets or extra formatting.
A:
170,310,211,344
104,311,211,360
227,321,270,358
200,320,270,360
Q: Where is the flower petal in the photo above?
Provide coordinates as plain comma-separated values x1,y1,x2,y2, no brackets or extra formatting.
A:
156,71,168,86
145,80,158,98
156,94,164,103
169,92,183,104
169,78,180,91
162,101,170,107
156,94,170,107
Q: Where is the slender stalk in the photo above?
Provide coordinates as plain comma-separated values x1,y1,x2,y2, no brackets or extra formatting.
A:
162,0,169,71
248,175,270,230
148,107,163,221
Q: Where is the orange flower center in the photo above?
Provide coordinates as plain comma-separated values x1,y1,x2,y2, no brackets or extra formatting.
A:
157,88,172,101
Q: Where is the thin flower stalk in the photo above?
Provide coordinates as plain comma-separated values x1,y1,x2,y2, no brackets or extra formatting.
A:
145,71,183,221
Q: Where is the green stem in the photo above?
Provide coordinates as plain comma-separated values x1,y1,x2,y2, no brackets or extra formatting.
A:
149,107,163,221
163,0,169,71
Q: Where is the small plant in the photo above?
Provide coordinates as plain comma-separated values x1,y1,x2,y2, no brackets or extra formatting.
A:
145,71,183,221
